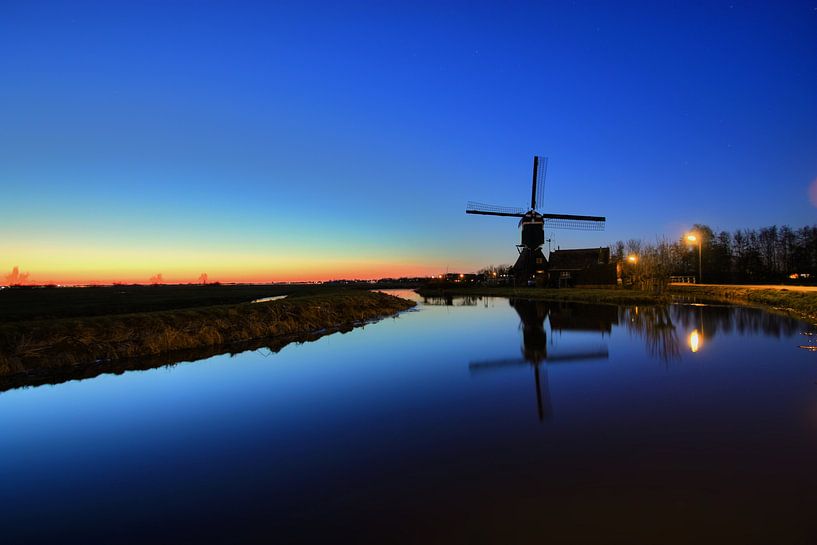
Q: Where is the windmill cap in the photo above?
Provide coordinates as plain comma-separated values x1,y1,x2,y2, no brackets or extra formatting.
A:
519,211,544,227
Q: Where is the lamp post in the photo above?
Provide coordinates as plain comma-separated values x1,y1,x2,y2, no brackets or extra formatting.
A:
686,233,702,284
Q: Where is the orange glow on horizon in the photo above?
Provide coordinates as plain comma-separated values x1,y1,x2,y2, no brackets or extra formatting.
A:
1,262,444,286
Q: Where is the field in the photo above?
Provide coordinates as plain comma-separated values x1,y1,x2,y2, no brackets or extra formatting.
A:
0,284,323,322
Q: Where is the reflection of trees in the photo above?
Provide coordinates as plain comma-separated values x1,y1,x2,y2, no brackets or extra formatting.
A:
671,304,802,340
620,306,681,362
621,303,806,362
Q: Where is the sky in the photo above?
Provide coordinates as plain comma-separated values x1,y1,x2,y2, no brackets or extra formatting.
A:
1,0,816,284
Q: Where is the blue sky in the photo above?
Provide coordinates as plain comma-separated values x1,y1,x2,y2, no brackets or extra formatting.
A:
1,1,815,281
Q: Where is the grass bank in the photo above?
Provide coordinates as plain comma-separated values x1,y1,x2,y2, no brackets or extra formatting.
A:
0,290,414,386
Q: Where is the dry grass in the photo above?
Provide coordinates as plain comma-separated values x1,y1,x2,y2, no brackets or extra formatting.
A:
0,290,414,378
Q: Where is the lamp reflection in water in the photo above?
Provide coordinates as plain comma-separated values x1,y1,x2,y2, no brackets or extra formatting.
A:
469,299,612,421
689,329,702,353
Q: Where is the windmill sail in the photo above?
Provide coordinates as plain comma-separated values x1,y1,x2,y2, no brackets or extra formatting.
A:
469,348,608,372
541,213,606,231
465,201,526,217
532,155,548,210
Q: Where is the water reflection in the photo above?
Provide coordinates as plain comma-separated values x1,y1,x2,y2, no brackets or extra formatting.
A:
422,295,482,306
470,299,610,421
465,297,812,421
619,303,808,360
798,331,817,351
620,305,682,361
689,329,701,352
672,302,803,339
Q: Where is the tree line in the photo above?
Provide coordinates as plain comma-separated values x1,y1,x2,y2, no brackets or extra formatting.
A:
613,223,817,284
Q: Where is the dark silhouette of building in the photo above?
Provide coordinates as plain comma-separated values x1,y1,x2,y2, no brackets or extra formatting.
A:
465,156,606,284
547,247,617,287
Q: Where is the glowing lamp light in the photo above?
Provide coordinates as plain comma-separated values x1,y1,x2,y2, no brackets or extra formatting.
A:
689,329,702,353
627,254,638,264
686,234,697,243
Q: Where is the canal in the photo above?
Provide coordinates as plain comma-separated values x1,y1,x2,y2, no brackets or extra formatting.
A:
1,290,815,543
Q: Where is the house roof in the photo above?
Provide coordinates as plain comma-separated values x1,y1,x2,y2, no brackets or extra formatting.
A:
548,247,610,271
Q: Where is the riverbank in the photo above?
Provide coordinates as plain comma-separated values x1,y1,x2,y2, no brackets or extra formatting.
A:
415,284,817,325
668,284,817,324
0,290,415,386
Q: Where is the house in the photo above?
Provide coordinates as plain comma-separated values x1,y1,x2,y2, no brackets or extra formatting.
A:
443,273,480,284
547,247,617,287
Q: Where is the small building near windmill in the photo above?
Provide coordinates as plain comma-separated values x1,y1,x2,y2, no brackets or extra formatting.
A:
547,247,617,287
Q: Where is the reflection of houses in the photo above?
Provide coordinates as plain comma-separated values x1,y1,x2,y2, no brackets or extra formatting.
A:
548,302,619,333
547,247,617,287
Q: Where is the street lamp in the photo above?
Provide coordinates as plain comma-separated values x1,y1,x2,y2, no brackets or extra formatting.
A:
627,254,638,264
686,233,702,284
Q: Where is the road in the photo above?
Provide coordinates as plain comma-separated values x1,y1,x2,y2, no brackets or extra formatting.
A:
671,283,817,293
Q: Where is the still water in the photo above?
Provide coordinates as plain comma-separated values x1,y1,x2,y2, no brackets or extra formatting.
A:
1,290,816,544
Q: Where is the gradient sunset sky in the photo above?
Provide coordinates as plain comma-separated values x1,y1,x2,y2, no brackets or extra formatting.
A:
2,1,815,284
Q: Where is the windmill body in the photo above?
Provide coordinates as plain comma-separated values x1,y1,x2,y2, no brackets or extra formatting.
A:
466,156,605,284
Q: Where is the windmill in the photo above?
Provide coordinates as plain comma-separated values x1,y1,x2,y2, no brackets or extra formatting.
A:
466,156,606,284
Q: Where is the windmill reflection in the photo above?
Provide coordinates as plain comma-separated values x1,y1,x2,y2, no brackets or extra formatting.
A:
469,299,611,421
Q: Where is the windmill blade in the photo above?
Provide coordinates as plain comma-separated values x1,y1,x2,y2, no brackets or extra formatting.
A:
466,201,527,217
468,358,528,373
533,156,548,210
541,213,606,231
470,348,608,372
530,156,538,210
546,348,609,363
